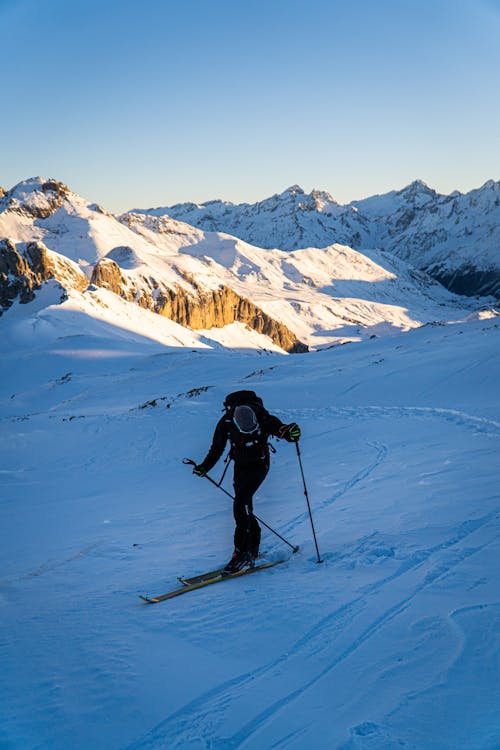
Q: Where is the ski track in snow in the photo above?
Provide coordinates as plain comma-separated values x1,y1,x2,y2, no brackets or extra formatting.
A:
0,542,104,585
288,405,500,439
124,510,499,749
278,439,388,542
3,395,500,436
339,602,500,750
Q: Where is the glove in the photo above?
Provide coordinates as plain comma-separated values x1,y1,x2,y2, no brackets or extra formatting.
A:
279,422,301,442
192,464,207,477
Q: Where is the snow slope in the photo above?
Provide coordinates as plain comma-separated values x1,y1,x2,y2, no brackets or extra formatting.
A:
0,281,288,356
1,294,499,749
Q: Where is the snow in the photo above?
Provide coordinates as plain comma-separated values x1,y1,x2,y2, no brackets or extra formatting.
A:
1,291,499,749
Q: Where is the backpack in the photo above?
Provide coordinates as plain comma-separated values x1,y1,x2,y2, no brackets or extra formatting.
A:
223,391,268,460
223,390,264,414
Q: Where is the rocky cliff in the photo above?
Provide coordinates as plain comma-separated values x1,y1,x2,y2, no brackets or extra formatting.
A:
0,239,87,313
90,258,307,352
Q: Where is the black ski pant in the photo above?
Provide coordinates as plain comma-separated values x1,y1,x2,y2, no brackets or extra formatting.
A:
232,458,269,555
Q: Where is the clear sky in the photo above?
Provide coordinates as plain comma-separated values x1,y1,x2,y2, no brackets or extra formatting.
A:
1,0,499,212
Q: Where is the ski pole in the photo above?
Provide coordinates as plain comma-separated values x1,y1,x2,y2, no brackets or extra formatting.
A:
294,442,322,563
183,459,299,553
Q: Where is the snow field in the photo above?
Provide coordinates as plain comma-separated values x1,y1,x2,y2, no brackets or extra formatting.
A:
0,315,499,749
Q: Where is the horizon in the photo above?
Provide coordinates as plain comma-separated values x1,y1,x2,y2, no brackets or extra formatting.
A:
4,173,498,214
2,0,500,213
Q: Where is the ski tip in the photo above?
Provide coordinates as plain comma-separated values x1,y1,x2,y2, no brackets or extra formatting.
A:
139,595,158,604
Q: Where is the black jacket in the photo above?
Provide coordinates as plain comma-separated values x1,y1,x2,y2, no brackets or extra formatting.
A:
201,407,286,471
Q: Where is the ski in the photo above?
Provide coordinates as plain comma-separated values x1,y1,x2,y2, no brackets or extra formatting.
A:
177,554,264,586
177,567,225,586
140,559,286,604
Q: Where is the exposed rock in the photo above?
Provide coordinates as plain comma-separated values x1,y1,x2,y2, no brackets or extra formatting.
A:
158,283,308,352
0,239,87,314
41,180,69,198
91,258,128,296
0,239,33,309
89,203,110,216
90,258,308,352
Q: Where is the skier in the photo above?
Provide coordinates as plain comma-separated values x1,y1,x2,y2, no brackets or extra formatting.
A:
192,390,301,573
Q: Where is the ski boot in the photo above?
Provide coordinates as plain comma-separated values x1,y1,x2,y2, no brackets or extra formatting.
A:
223,549,253,575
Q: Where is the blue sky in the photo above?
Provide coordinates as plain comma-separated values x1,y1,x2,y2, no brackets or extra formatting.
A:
1,0,499,211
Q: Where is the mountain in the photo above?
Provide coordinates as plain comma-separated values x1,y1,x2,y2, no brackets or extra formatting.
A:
132,180,500,299
0,178,305,353
1,177,488,356
130,184,371,253
370,180,500,298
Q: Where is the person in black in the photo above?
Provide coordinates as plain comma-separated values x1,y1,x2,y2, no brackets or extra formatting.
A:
193,391,301,573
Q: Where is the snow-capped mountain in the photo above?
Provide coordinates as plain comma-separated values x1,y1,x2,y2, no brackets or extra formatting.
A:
354,180,500,298
131,184,370,254
0,177,491,355
0,178,305,352
132,180,500,299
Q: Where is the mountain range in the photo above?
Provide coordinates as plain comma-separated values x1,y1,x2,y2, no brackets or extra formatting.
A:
135,180,500,299
0,176,497,355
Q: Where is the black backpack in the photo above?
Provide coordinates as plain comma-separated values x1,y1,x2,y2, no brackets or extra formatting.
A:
223,390,264,415
223,391,268,458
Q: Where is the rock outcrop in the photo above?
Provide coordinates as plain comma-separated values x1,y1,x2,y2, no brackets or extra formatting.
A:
91,258,308,352
0,239,87,313
90,258,128,297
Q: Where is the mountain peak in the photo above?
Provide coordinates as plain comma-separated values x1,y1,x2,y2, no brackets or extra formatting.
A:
478,179,499,191
281,184,305,197
400,179,434,194
396,180,438,206
3,176,70,202
1,177,72,220
276,185,339,210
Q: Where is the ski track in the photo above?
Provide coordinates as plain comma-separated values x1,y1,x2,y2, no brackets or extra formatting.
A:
288,405,500,438
124,508,499,750
354,602,500,750
278,440,388,542
0,542,104,586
